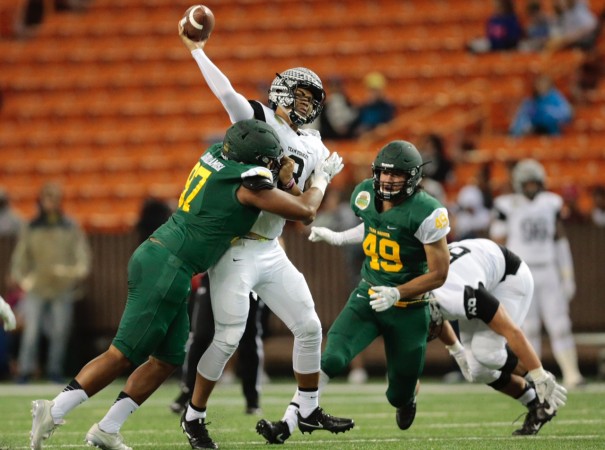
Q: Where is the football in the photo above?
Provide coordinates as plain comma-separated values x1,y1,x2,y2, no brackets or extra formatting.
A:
180,5,215,42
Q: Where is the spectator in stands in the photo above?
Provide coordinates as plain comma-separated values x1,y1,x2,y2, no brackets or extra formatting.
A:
351,72,396,137
318,78,357,140
509,74,573,137
561,184,588,223
0,187,23,236
519,0,554,52
546,0,598,51
468,0,524,53
10,182,91,384
570,46,604,103
418,133,454,184
591,185,605,226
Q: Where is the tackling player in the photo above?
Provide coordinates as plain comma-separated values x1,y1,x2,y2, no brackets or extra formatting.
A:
434,239,568,435
29,119,333,450
305,140,451,431
178,19,352,449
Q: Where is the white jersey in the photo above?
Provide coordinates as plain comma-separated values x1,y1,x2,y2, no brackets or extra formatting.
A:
490,191,562,266
249,103,329,239
436,239,521,321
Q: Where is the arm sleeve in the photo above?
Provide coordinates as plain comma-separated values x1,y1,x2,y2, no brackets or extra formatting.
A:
555,236,575,281
337,222,365,245
190,49,254,123
414,207,450,244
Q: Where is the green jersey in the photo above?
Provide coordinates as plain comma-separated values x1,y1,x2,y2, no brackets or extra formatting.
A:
350,179,450,288
152,143,273,274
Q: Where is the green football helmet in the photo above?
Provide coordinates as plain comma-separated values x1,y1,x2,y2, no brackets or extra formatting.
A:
372,140,424,201
222,119,283,172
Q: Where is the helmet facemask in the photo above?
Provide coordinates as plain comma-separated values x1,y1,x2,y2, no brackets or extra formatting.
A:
372,141,425,202
268,68,326,126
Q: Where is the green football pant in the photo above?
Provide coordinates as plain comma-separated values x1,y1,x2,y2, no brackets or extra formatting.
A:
321,283,429,408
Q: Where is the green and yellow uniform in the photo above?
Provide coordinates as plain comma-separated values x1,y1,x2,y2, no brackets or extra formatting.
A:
113,144,274,366
321,179,449,408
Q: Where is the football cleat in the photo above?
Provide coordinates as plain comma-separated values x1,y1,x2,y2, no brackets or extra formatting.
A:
31,399,63,450
512,399,556,435
181,412,218,449
396,399,417,430
256,419,291,444
297,407,354,434
85,423,132,450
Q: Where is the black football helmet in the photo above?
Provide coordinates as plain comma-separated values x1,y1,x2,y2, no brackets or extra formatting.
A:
222,119,283,175
268,67,326,126
372,140,424,201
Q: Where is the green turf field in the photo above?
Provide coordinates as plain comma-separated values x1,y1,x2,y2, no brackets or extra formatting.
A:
0,378,603,449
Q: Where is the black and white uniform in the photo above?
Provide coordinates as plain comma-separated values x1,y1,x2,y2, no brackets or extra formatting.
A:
191,49,328,380
435,239,534,384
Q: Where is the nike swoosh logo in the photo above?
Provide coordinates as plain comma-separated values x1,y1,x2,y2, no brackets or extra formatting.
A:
387,226,397,230
356,293,366,298
543,404,555,415
299,421,324,429
233,258,243,262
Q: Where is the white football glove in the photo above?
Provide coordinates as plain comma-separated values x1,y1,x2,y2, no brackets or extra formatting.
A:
446,344,473,382
316,152,344,183
369,286,400,312
308,227,343,246
529,368,567,410
0,296,16,331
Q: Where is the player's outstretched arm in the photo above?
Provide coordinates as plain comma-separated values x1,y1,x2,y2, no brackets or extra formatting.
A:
178,21,253,123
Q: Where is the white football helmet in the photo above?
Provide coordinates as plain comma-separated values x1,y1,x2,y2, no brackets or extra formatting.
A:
512,159,546,198
268,67,325,126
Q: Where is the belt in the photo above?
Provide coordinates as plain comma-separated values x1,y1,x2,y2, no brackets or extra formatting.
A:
242,232,271,241
393,298,428,308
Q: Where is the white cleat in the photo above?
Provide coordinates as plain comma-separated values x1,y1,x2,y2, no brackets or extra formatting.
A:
30,400,62,450
85,423,132,450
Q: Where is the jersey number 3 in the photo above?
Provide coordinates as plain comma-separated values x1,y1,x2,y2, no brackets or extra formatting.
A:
178,162,212,212
363,233,403,272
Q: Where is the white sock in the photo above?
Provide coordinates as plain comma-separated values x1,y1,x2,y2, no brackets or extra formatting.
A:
98,397,139,434
282,402,299,434
296,388,319,419
51,389,88,424
518,386,537,406
185,404,206,422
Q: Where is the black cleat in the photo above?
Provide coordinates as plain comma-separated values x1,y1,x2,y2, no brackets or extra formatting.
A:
256,419,291,444
297,407,354,434
181,412,218,449
512,399,556,436
396,400,417,430
170,391,189,415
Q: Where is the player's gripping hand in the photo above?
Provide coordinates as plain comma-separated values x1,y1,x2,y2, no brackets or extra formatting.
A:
529,368,567,409
317,152,344,183
0,295,16,331
308,227,343,246
178,21,207,52
369,286,400,312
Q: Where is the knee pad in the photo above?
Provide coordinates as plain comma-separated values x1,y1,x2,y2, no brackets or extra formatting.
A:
471,366,500,385
197,323,244,381
291,316,322,374
487,371,511,391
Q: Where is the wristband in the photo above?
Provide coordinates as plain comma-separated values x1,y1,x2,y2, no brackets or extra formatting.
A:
283,178,296,190
445,340,464,354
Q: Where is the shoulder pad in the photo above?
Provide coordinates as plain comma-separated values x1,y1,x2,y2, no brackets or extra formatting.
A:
241,167,275,191
241,167,273,182
300,128,321,138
